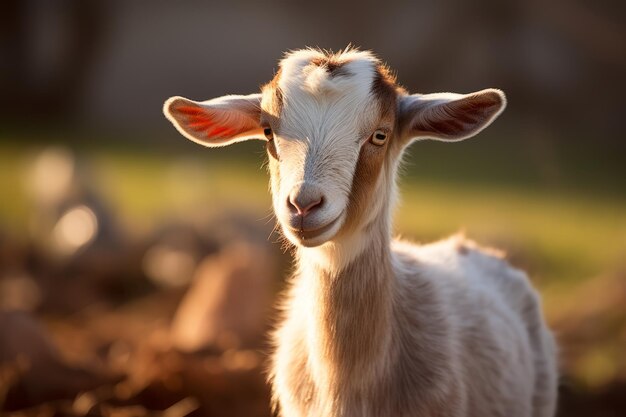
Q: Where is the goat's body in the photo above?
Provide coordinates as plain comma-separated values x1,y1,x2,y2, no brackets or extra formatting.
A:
270,235,558,417
164,47,558,417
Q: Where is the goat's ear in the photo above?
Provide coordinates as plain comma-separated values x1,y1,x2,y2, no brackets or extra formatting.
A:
397,89,506,145
163,94,263,147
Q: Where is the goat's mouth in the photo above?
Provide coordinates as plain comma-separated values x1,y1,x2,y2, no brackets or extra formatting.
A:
285,214,342,246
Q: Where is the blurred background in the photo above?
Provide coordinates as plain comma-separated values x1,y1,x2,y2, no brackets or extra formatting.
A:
0,0,624,416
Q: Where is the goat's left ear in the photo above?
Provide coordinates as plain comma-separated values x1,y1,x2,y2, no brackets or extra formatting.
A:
397,89,506,145
164,93,263,147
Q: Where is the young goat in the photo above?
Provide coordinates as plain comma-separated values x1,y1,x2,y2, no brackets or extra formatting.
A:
164,48,558,417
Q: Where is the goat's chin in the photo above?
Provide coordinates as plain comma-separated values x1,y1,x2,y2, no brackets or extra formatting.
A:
294,234,333,248
281,214,343,248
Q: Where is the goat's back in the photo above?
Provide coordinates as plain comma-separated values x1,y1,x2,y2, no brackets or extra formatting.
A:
393,235,558,417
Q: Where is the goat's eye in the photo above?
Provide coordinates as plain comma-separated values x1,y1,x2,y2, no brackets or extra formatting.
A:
370,130,387,146
265,128,279,159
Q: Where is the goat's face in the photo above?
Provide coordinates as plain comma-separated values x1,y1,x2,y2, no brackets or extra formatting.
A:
164,48,506,248
259,50,399,247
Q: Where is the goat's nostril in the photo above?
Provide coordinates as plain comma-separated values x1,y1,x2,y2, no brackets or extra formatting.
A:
288,194,324,217
287,195,299,214
301,196,323,216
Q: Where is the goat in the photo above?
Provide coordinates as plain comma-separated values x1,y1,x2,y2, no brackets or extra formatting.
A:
164,48,558,417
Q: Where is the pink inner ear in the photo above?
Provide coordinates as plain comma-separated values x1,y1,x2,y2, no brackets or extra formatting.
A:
178,106,206,116
207,126,234,137
176,104,247,139
187,115,215,129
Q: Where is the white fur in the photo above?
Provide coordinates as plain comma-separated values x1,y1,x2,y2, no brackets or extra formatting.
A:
273,50,382,248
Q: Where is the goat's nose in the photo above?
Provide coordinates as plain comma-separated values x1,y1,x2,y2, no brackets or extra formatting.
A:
288,184,324,217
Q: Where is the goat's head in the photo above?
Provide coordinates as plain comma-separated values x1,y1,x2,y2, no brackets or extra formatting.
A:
164,48,506,248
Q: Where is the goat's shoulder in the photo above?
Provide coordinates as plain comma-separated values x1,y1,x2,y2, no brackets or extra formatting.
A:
391,235,541,415
391,233,543,343
392,234,536,300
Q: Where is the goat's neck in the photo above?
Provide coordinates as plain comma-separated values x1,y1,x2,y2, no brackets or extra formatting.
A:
297,206,395,400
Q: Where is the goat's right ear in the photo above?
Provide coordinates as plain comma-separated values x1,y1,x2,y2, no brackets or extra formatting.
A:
163,94,264,147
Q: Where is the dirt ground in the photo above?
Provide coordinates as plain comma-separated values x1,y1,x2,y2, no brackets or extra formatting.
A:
1,217,625,417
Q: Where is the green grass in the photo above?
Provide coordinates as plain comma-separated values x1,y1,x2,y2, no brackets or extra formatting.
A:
2,139,623,288
396,180,626,285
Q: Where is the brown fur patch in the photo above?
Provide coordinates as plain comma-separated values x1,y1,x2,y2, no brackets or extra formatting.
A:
340,64,400,235
372,63,402,120
340,140,389,235
261,68,284,126
310,55,352,77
